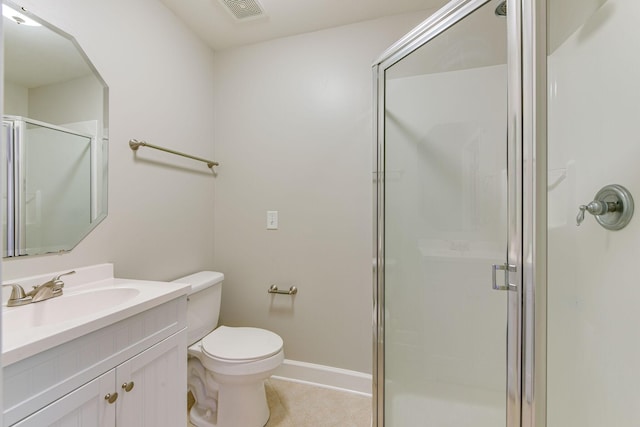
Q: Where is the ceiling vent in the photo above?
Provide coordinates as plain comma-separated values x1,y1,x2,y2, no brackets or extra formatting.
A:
218,0,266,21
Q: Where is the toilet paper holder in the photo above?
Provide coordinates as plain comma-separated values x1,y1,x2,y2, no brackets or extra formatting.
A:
268,284,298,295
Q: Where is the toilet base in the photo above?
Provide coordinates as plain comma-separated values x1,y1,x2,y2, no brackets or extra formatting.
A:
188,379,270,427
187,334,284,427
189,404,216,427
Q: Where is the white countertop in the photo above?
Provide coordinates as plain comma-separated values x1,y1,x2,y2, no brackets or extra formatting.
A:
2,264,190,366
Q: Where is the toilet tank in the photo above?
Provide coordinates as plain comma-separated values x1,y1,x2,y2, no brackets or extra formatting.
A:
172,271,224,345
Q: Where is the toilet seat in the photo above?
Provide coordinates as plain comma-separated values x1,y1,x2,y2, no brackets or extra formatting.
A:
201,326,283,363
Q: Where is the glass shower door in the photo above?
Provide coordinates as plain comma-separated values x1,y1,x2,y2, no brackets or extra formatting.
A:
374,0,519,425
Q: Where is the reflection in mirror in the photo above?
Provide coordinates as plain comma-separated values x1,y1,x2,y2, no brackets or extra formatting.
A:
2,0,108,257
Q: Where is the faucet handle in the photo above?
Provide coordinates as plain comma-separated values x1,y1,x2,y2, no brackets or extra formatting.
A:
2,284,32,306
576,205,587,226
576,201,613,226
52,270,76,287
576,185,634,230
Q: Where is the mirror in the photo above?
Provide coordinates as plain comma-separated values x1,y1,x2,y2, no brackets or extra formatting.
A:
2,0,108,257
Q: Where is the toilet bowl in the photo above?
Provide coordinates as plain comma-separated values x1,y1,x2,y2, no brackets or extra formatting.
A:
174,272,284,427
188,327,284,427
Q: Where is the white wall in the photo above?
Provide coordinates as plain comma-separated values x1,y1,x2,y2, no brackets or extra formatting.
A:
4,81,28,116
547,0,640,425
5,75,103,128
2,0,217,281
211,12,429,373
2,0,430,375
29,75,103,129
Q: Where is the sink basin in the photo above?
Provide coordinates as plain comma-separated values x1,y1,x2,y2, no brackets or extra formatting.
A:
3,287,141,328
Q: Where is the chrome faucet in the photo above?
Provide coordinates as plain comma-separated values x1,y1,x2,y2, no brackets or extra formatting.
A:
26,270,76,303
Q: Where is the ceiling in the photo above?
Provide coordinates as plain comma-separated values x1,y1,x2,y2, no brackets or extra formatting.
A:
159,0,450,51
3,16,93,88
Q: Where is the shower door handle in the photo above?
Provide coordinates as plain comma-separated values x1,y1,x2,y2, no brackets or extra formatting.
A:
492,263,517,291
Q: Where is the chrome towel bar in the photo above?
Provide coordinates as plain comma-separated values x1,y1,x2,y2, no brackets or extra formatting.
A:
268,285,298,295
129,139,219,169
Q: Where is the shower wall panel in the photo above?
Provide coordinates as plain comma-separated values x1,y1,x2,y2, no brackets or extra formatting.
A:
547,0,640,425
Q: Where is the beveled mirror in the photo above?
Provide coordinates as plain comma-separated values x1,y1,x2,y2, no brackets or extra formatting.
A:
2,0,108,257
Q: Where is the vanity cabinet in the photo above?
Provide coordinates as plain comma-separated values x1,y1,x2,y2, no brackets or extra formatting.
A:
12,371,115,426
4,296,188,427
115,330,186,426
12,331,186,427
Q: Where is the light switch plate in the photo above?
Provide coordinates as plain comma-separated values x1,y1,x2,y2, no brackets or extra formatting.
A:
267,211,278,230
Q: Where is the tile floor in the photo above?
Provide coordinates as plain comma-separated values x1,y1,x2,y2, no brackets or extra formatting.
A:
188,378,371,427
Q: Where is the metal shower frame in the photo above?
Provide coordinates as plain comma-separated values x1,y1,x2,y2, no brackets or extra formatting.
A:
371,0,548,426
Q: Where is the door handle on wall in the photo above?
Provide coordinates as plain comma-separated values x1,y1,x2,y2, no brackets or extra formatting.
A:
492,263,517,291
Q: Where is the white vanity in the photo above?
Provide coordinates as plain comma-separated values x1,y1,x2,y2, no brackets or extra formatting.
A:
2,3,190,425
2,264,190,426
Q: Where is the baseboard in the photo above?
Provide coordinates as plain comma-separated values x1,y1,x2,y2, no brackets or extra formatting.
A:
272,359,372,397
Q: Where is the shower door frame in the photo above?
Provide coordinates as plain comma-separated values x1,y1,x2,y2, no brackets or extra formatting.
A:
371,0,540,425
520,0,547,426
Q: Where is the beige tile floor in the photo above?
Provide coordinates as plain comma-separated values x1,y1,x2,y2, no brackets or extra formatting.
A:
188,378,371,427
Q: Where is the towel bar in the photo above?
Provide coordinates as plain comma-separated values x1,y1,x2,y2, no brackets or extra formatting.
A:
129,139,219,169
268,285,297,295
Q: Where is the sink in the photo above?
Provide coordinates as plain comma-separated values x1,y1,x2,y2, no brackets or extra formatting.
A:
3,287,141,328
2,264,191,367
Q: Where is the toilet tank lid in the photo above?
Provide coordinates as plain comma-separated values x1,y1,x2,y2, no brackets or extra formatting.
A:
172,271,224,295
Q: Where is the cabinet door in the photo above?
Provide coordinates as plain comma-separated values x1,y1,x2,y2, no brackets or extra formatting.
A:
116,331,186,427
13,371,116,427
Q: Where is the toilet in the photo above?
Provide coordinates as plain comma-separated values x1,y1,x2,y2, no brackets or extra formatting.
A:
174,271,284,427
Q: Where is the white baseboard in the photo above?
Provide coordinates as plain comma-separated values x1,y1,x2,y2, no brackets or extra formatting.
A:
272,359,372,397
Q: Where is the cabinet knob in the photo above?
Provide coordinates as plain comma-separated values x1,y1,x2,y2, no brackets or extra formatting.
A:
104,392,118,404
122,381,135,392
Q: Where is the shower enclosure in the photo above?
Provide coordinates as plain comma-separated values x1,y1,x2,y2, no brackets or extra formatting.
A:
2,116,94,257
373,0,639,425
